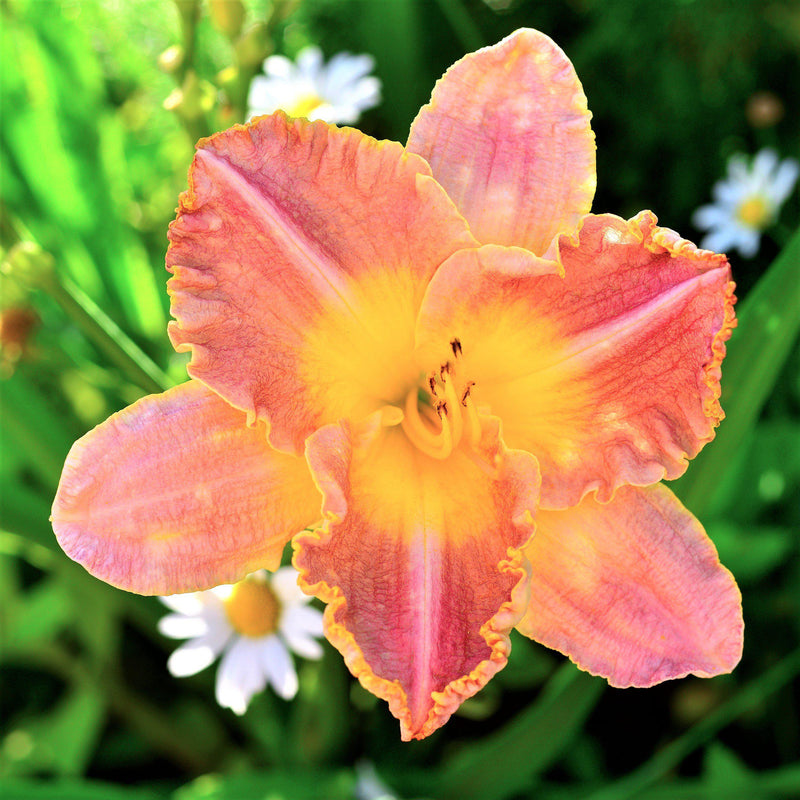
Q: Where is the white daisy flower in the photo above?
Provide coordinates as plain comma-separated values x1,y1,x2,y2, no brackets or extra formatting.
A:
692,148,798,258
247,45,381,124
159,567,324,714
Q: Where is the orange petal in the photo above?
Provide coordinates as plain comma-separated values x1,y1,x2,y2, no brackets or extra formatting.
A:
416,213,736,508
167,113,476,455
293,413,539,740
51,381,320,594
407,28,595,260
517,484,743,687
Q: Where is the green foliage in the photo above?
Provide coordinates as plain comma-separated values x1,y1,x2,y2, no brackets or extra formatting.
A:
1,0,798,798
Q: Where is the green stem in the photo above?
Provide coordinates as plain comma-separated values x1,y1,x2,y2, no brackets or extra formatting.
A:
585,647,800,800
23,641,221,774
44,272,172,395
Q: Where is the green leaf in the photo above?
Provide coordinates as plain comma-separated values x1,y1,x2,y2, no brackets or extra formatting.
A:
702,742,753,788
675,226,800,518
0,778,162,800
173,769,355,800
1,575,74,653
584,646,800,800
433,664,605,800
706,522,794,584
4,685,106,778
1,370,77,487
357,0,426,137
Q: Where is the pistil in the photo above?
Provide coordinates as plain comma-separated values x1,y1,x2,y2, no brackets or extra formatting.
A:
399,340,482,459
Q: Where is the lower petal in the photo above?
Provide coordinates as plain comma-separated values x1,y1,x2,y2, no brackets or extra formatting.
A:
52,381,321,595
517,484,743,687
293,414,539,740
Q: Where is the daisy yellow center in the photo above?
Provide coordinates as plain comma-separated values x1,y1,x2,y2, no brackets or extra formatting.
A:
224,579,281,638
287,92,325,119
736,195,771,229
387,338,482,460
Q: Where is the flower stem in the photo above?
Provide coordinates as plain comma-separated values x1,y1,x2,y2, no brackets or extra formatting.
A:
43,272,172,395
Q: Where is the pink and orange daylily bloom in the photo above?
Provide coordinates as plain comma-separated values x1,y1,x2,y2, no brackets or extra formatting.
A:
52,29,743,740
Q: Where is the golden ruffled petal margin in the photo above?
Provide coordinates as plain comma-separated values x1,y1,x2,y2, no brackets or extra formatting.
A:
623,210,738,431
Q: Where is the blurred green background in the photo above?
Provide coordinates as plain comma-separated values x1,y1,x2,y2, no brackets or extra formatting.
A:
1,0,799,798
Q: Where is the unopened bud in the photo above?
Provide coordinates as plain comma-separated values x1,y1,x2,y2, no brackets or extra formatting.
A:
1,241,55,288
158,45,184,74
163,71,216,118
216,65,238,89
173,0,200,26
209,0,246,39
235,21,272,69
746,91,785,129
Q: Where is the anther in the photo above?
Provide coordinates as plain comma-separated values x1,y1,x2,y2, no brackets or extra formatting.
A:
461,381,476,406
450,338,462,357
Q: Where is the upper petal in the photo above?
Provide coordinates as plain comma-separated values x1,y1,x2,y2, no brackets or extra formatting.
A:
51,381,320,594
407,28,596,260
516,484,743,687
166,113,476,454
293,413,539,740
416,213,736,508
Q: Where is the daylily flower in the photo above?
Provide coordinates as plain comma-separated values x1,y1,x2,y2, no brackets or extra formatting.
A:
159,567,324,712
52,29,743,741
247,45,381,124
692,148,798,257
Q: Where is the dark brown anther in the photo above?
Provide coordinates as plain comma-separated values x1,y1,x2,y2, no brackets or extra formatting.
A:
440,362,452,380
436,400,448,417
461,381,476,406
428,375,438,395
450,338,463,357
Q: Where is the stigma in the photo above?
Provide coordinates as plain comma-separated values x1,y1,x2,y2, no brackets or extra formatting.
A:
397,339,482,459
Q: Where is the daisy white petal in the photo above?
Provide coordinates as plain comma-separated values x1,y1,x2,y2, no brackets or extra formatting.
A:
270,565,308,605
751,147,779,181
324,53,376,91
692,204,730,229
281,628,324,660
735,229,761,258
159,592,206,616
158,613,209,639
771,158,799,203
295,46,324,78
216,637,268,714
263,54,294,79
258,636,298,699
282,603,325,638
167,623,231,677
699,227,737,255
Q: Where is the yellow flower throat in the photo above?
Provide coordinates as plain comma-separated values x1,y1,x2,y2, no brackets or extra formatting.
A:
395,338,482,460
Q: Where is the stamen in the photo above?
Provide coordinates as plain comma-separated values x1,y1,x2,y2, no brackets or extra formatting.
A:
463,393,483,447
450,338,463,357
440,371,463,448
402,387,452,459
379,405,404,427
